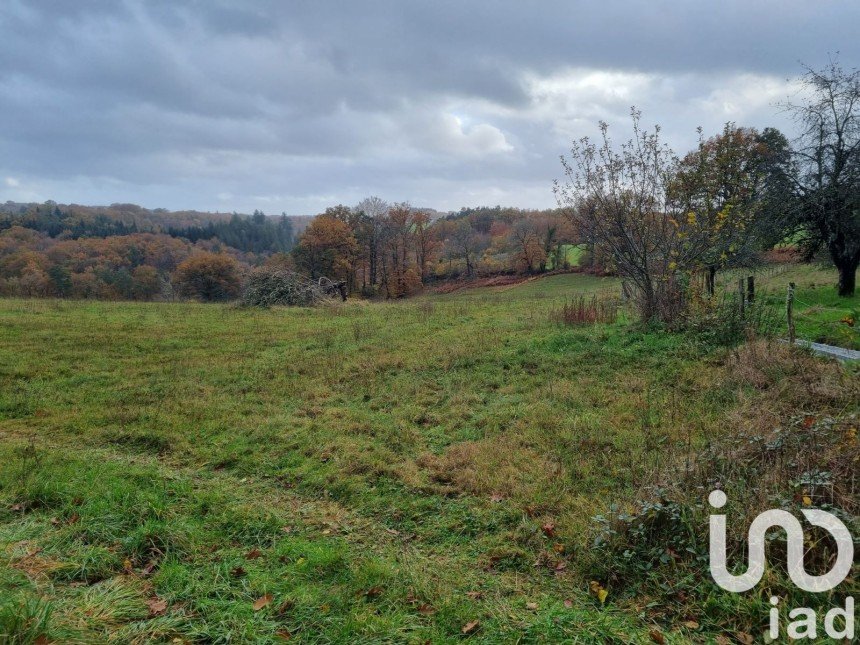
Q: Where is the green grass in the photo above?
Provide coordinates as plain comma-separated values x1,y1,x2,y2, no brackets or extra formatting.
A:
0,267,856,643
547,244,586,270
715,263,859,349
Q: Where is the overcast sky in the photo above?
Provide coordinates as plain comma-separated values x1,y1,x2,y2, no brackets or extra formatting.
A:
1,1,858,214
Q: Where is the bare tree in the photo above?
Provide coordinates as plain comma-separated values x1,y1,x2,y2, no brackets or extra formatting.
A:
783,59,860,296
412,211,438,281
555,110,687,321
447,220,489,278
354,196,389,288
379,202,416,297
508,217,546,274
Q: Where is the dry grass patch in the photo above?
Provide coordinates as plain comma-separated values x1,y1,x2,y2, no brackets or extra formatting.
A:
8,543,66,581
726,339,858,433
415,436,565,502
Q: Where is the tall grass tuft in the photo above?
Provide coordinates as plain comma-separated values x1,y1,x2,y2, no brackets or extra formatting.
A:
551,295,618,325
0,598,53,645
684,289,782,347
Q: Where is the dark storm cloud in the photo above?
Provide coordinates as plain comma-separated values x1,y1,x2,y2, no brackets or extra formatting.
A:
1,0,858,212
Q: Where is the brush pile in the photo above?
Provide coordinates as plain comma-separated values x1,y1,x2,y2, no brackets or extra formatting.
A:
242,268,345,307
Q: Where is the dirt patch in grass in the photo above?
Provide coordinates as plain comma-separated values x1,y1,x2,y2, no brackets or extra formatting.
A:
429,271,576,294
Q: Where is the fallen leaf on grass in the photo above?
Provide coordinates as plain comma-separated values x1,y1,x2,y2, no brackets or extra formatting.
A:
649,628,665,644
417,604,436,616
253,594,273,611
465,591,483,600
245,548,262,560
736,632,754,645
275,631,291,641
541,522,556,538
277,600,295,616
461,620,480,635
683,620,699,629
563,599,573,608
147,597,168,617
589,580,608,604
525,602,538,610
230,566,246,578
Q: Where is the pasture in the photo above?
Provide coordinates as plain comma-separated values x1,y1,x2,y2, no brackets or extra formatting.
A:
0,268,856,643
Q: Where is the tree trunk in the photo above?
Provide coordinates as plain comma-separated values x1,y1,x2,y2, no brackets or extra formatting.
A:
837,259,857,296
369,248,377,286
706,266,716,297
640,279,657,321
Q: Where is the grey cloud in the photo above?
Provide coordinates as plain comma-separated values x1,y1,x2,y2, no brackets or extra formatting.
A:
0,1,857,212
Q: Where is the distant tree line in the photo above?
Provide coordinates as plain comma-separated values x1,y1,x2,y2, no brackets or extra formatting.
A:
288,200,580,298
1,62,854,306
0,202,583,303
0,203,140,238
0,226,249,301
167,211,294,254
0,205,294,255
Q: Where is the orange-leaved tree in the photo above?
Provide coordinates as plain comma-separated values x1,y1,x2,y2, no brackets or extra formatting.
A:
173,252,241,302
292,215,358,283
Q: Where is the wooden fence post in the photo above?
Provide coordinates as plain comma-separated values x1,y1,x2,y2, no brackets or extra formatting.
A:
747,276,755,304
787,282,796,344
738,278,745,316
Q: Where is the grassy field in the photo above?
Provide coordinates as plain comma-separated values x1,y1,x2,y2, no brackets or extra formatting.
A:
0,267,857,643
714,263,859,350
546,244,586,270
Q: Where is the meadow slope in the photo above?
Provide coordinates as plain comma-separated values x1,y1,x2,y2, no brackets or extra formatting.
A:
0,269,857,643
